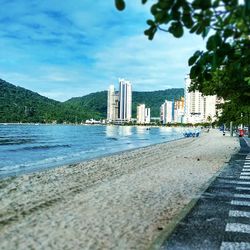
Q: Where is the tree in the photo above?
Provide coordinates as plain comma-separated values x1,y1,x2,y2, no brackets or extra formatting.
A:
114,0,250,127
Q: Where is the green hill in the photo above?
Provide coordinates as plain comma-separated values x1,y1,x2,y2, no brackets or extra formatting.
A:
65,88,184,118
0,79,93,123
0,79,184,123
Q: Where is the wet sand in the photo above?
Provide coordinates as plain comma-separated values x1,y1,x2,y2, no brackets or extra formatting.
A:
0,129,239,250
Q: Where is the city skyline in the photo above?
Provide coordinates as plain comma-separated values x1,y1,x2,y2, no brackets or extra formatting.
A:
107,76,220,124
0,1,205,101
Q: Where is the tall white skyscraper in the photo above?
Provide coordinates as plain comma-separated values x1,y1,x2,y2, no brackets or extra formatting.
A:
174,97,185,123
145,108,151,124
107,79,132,123
119,78,132,121
107,85,119,122
137,104,151,124
107,85,115,121
204,95,217,121
160,100,173,124
137,104,145,124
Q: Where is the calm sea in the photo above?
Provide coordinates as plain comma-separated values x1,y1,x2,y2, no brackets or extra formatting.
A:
0,124,185,178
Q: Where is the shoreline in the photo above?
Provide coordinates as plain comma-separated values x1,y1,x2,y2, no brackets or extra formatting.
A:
0,129,239,249
0,129,187,179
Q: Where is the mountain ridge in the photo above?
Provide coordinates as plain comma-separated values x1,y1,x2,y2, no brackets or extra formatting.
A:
0,79,184,123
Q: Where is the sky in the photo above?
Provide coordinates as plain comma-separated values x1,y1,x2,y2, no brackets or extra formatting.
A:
0,0,206,101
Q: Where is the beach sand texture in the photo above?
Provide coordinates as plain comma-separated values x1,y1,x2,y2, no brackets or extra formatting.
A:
0,129,239,250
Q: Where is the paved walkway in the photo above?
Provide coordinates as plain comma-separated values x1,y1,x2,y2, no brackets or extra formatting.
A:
160,137,250,250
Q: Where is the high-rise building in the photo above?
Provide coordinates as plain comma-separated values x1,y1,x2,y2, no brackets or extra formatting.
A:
107,85,119,122
107,85,115,121
174,97,185,123
184,75,219,123
137,104,151,124
107,79,132,123
204,95,217,122
119,78,132,122
160,100,173,124
145,108,151,124
137,104,145,124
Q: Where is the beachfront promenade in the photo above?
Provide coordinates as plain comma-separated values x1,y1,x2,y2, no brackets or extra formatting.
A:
0,129,240,249
158,137,250,249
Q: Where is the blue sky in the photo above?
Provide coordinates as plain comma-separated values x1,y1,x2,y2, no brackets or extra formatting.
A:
0,0,205,101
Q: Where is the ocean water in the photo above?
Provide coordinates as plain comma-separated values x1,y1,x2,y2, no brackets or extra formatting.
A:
0,124,185,178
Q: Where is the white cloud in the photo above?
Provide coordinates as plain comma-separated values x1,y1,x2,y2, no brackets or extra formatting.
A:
0,0,206,100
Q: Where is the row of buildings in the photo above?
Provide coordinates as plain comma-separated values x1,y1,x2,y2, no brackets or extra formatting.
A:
107,76,221,125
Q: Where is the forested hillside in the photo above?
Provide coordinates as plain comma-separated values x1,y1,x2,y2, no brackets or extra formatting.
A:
0,79,93,123
66,88,184,117
1,79,184,122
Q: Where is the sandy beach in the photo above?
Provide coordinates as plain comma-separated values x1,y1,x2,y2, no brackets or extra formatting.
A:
0,129,239,250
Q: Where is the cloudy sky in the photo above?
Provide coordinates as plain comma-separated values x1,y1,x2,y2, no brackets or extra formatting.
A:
0,0,206,101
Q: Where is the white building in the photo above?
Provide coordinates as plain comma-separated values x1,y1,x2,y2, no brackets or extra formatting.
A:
184,75,218,123
174,97,185,123
107,79,132,123
204,95,217,122
107,85,119,122
119,78,132,122
107,85,115,121
145,108,151,124
137,104,151,124
160,100,173,124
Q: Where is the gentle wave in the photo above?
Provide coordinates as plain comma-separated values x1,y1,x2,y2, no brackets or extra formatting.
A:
0,138,35,145
0,146,107,174
8,144,71,152
107,137,118,141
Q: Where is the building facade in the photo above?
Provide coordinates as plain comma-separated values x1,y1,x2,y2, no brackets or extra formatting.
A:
119,78,132,122
160,100,173,124
145,108,151,124
137,104,151,124
184,75,218,123
107,79,132,123
174,97,185,123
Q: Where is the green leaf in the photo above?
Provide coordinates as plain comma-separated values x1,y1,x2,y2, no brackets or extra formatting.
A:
115,0,125,11
182,12,194,28
146,19,155,26
188,50,201,66
200,0,211,10
206,36,214,50
150,4,158,15
204,71,212,81
144,27,157,40
192,0,202,9
206,34,222,50
223,28,234,38
192,0,211,10
196,24,205,35
172,10,181,21
188,55,198,66
159,0,174,9
202,27,210,38
190,65,199,78
190,23,199,33
169,22,184,38
141,0,147,4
